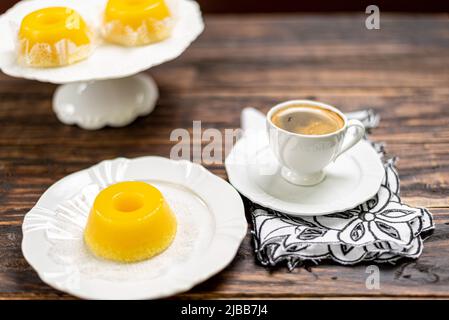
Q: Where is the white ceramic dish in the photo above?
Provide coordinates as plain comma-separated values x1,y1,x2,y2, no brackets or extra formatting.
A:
22,157,247,300
0,0,203,83
225,112,385,216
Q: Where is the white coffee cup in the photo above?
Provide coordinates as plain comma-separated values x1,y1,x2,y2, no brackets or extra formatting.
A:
266,100,365,186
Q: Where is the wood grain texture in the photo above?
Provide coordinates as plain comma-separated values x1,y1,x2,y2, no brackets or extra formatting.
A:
2,0,449,13
0,14,449,299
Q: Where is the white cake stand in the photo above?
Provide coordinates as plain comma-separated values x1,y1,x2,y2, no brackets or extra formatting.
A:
0,0,204,129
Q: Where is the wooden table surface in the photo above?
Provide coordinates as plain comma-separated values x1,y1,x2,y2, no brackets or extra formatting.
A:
1,13,449,299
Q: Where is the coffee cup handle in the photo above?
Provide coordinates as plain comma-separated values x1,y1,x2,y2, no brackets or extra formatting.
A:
334,119,365,160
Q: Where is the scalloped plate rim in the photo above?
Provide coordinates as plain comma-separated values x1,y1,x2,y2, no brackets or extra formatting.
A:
21,156,247,300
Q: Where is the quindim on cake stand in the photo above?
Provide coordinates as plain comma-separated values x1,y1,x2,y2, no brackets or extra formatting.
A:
0,0,204,130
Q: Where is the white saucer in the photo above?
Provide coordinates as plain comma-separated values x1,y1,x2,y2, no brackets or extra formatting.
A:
22,157,247,300
225,134,385,216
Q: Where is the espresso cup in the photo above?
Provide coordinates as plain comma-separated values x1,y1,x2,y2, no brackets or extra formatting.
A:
266,100,365,186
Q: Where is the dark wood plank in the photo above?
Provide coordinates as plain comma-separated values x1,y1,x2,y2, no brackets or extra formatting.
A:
2,0,449,14
0,13,449,299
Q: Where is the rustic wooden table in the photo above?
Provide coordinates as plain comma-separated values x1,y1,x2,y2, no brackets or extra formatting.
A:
1,14,448,299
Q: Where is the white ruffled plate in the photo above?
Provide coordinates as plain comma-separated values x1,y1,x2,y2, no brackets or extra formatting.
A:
0,0,204,84
21,157,247,300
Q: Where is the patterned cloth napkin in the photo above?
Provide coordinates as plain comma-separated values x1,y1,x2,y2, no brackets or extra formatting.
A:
240,108,434,269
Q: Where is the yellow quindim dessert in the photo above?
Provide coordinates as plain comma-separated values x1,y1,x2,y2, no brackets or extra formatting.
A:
84,181,177,263
18,7,93,67
103,0,173,46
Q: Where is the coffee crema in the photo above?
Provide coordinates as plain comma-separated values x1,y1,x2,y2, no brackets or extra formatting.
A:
271,105,344,135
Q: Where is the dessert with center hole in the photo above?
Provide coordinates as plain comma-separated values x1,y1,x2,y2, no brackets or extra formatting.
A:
84,181,177,262
102,0,173,46
18,7,93,67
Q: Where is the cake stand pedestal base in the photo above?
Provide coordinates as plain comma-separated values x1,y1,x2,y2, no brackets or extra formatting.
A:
53,74,158,130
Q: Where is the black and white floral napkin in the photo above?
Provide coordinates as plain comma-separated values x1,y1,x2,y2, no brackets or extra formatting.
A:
242,109,434,269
